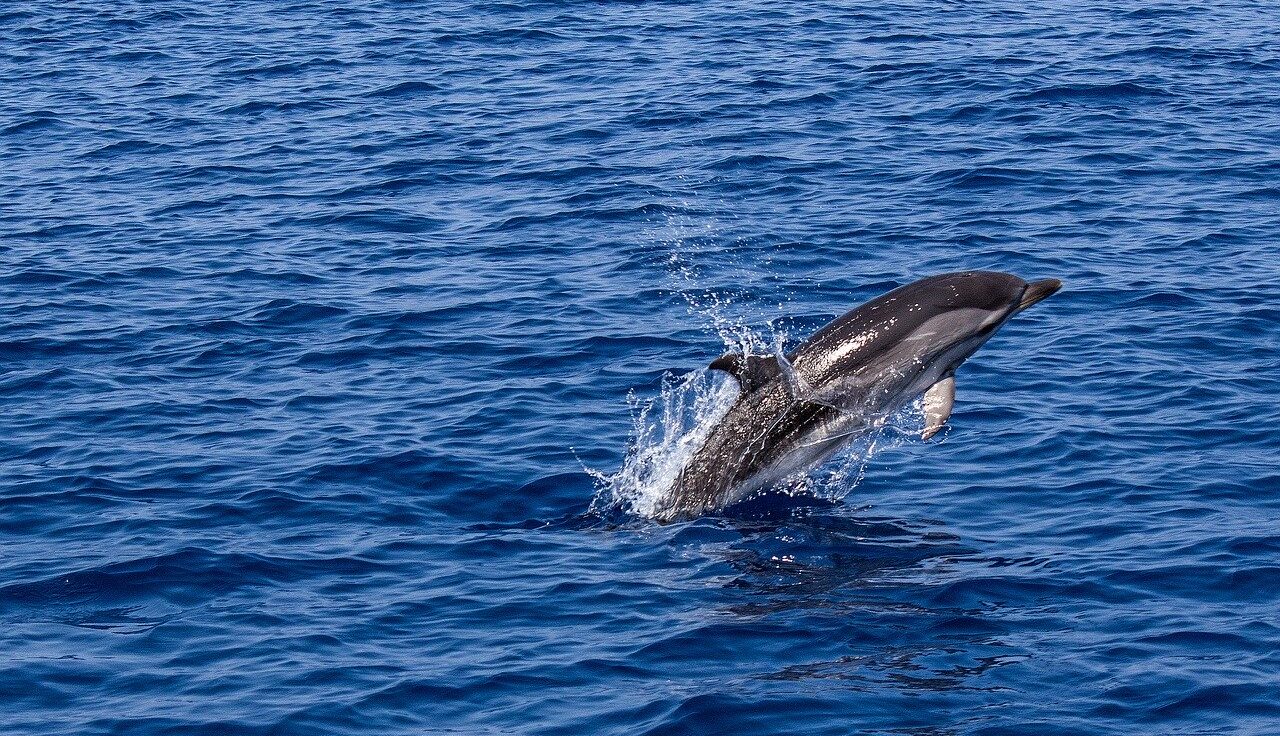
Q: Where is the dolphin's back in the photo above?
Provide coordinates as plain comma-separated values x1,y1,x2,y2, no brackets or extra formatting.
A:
793,272,1027,381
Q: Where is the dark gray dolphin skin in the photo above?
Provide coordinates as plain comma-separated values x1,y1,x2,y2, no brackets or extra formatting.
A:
655,271,1061,522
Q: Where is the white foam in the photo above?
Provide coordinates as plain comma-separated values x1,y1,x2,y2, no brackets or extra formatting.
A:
589,369,740,518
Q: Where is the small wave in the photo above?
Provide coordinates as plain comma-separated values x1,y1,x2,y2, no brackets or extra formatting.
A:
232,58,350,78
2,112,66,135
366,80,444,98
924,166,1038,189
1012,81,1174,104
245,298,349,327
275,209,449,234
219,99,336,115
81,139,176,159
436,28,565,45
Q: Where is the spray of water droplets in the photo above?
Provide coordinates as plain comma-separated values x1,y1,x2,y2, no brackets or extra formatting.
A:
587,369,740,519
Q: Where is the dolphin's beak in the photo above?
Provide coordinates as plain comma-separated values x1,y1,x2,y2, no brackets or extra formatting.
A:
1017,278,1062,311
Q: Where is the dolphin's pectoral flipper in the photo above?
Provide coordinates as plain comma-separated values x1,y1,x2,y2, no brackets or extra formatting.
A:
921,375,955,440
709,353,783,393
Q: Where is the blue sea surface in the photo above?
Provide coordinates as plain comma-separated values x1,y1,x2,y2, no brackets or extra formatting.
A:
4,2,1280,734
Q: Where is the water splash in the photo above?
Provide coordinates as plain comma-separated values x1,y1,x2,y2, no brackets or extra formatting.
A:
593,207,931,520
589,204,776,517
591,366,930,519
589,369,740,518
652,201,784,356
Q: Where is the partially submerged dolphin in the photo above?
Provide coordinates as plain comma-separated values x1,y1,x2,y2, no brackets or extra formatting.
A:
655,271,1061,522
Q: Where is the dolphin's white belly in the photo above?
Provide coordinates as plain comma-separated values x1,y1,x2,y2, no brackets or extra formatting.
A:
728,358,955,503
729,409,873,502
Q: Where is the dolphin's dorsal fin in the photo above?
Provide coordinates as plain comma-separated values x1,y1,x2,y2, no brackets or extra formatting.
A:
709,352,783,393
921,375,955,440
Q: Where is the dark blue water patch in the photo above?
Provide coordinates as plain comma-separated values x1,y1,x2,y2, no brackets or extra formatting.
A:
0,546,391,632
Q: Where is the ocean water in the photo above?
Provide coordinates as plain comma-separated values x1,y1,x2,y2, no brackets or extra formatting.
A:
4,1,1279,734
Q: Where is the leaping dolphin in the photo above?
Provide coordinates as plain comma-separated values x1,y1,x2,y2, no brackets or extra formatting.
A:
655,271,1061,522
